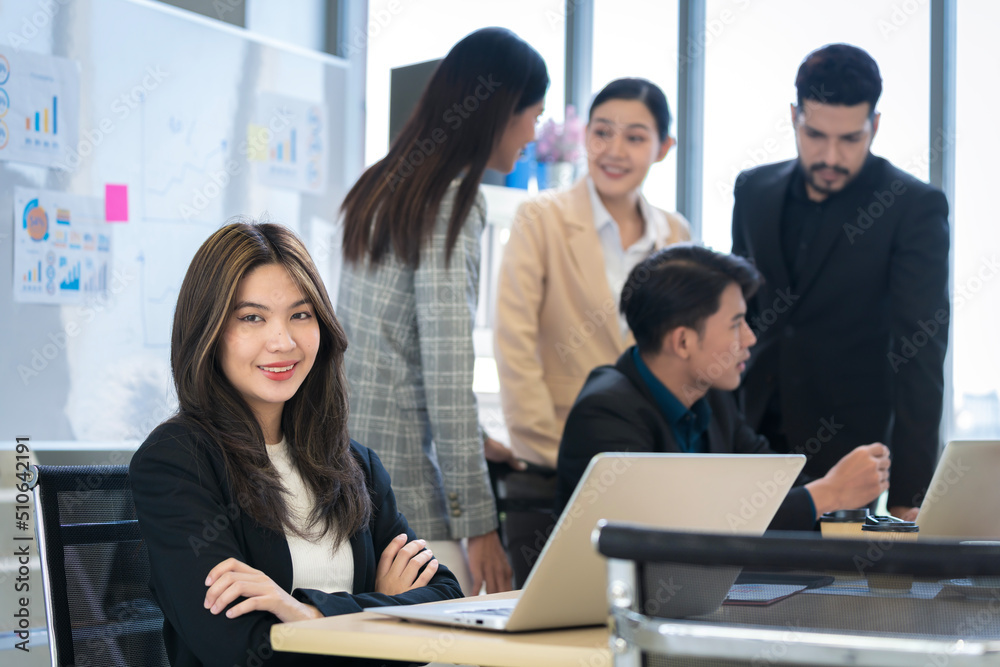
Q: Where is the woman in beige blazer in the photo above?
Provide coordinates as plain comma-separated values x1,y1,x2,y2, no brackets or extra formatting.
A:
495,79,691,471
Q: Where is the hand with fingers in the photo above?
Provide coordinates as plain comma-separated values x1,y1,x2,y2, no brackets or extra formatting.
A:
806,442,891,518
484,435,527,471
376,533,440,596
467,530,513,595
203,557,322,623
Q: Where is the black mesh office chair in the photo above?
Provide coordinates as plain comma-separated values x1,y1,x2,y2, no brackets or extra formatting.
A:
596,522,1000,667
29,465,168,667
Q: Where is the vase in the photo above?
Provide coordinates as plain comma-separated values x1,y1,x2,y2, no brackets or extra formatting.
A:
505,142,537,189
536,161,575,190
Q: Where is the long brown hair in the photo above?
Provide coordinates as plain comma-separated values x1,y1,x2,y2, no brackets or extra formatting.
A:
169,220,371,545
341,27,548,268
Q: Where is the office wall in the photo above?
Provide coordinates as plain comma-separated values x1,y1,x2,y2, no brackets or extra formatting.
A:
0,0,358,445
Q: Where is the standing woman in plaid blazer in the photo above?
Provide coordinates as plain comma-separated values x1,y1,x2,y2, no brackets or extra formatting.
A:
337,27,549,595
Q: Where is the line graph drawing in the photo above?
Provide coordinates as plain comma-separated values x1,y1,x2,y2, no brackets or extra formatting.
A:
140,92,237,224
145,140,228,198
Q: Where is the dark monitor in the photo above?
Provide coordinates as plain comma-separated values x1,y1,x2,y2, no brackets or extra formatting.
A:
389,58,506,185
389,59,441,146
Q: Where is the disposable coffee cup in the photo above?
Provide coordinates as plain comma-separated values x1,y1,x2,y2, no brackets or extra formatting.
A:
862,516,919,592
960,541,1000,587
820,509,869,539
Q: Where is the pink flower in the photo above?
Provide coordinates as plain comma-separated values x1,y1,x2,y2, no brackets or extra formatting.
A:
535,106,584,163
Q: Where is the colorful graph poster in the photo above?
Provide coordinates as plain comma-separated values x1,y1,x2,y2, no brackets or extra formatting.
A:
252,93,327,194
13,187,110,304
0,48,80,170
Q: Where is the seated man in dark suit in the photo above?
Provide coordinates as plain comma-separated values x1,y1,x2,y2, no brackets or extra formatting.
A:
556,245,890,530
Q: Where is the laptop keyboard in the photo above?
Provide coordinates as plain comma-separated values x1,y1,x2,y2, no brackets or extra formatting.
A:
455,607,513,617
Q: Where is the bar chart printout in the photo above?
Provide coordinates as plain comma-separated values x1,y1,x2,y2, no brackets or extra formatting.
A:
253,92,327,193
0,49,80,169
13,186,111,304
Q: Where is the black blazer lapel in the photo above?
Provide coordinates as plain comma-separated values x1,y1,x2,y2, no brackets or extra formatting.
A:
746,161,797,293
615,351,689,455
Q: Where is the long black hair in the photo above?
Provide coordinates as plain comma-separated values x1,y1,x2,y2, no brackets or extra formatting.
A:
342,27,548,267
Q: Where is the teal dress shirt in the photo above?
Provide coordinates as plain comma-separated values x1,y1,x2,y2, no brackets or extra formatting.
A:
632,347,711,454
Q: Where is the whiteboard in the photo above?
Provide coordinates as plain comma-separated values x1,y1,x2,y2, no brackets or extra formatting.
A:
0,0,355,444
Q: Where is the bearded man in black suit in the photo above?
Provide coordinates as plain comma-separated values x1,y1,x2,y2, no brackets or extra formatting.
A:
730,44,950,520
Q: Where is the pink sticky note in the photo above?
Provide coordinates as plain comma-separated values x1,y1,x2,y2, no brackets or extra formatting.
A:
105,184,129,222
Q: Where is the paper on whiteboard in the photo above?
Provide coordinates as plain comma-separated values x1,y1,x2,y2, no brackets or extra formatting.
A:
13,186,111,304
0,49,80,170
253,93,327,194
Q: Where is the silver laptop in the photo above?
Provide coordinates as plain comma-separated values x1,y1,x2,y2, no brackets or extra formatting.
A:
370,451,805,631
917,440,1000,539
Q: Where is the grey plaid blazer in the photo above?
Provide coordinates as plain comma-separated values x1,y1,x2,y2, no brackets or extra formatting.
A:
337,182,496,541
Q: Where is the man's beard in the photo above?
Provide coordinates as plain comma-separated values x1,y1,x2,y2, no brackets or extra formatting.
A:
801,161,851,195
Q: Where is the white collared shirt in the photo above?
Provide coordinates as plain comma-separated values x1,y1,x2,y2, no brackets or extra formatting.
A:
587,176,659,339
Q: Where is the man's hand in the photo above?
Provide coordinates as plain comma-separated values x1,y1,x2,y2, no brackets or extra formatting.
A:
375,533,439,595
204,557,322,623
484,436,527,471
806,443,890,518
467,530,512,594
888,505,919,522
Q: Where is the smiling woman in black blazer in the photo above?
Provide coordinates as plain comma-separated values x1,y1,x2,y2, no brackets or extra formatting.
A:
130,221,461,667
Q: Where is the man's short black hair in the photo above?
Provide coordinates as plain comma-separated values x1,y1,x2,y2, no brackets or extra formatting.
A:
621,245,761,355
795,43,882,115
